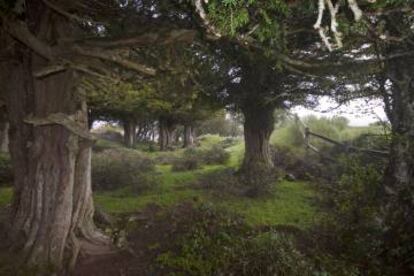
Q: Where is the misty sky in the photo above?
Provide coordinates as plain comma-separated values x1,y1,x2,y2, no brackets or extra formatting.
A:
292,97,388,127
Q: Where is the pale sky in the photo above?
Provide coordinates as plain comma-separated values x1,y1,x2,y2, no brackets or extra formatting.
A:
292,97,388,127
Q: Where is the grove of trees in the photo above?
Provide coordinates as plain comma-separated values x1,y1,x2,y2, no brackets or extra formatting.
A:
0,0,413,273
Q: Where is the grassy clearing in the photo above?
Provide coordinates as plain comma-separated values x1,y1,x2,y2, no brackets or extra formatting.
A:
95,136,317,228
0,134,318,229
217,181,317,227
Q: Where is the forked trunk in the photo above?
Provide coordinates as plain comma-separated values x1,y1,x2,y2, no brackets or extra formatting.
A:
2,8,108,272
240,105,275,173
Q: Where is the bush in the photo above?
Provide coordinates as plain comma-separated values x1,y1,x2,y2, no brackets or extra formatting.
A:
92,149,157,192
316,157,387,274
171,146,230,172
271,145,325,181
0,153,13,185
202,145,230,165
172,148,199,171
156,203,317,275
228,231,316,275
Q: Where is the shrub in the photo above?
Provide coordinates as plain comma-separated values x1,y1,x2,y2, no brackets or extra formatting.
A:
316,157,386,274
0,153,13,185
195,169,242,195
228,231,316,275
172,148,199,171
171,146,230,172
271,145,325,181
92,149,156,192
157,203,317,275
201,145,230,165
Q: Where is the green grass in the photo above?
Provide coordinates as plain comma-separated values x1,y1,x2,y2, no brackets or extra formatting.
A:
0,134,318,229
0,187,12,207
217,181,317,227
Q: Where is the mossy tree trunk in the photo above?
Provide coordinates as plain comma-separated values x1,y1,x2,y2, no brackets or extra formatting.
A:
1,6,108,272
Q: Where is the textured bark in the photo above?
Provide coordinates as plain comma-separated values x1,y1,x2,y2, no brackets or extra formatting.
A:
123,119,136,148
383,57,414,251
0,106,9,152
240,105,275,173
1,5,108,272
183,125,194,148
159,118,176,151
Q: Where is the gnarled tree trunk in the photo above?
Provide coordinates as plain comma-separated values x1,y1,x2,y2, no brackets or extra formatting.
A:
2,7,108,272
123,119,136,148
240,105,275,174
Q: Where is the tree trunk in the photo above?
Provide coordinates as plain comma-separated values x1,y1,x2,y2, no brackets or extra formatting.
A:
0,106,9,152
1,8,108,272
383,58,414,254
123,119,136,148
183,125,194,148
159,118,175,151
240,105,275,173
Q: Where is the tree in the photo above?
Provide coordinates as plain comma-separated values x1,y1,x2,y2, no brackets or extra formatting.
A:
0,0,197,270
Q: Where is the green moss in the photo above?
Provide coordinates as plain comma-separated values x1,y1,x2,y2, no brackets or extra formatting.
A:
0,187,12,207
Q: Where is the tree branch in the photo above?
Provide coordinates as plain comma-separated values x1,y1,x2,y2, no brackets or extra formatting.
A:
73,47,156,76
1,16,55,60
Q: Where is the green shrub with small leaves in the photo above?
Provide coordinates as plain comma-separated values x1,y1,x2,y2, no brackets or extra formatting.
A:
92,149,157,193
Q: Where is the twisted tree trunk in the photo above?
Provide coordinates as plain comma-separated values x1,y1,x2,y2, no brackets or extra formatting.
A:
1,6,108,272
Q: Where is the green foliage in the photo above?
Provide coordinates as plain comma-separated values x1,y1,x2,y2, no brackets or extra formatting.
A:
92,149,157,193
171,145,230,172
0,187,12,207
227,231,315,275
172,148,200,172
317,157,386,273
157,203,317,275
157,203,247,275
0,153,12,185
196,111,243,137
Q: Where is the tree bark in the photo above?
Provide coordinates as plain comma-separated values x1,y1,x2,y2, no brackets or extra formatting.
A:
240,105,275,173
183,125,194,148
123,119,136,148
383,57,414,252
1,7,108,272
159,118,176,151
0,106,9,152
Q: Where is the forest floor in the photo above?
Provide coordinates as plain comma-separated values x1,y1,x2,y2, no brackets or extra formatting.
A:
0,136,319,275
